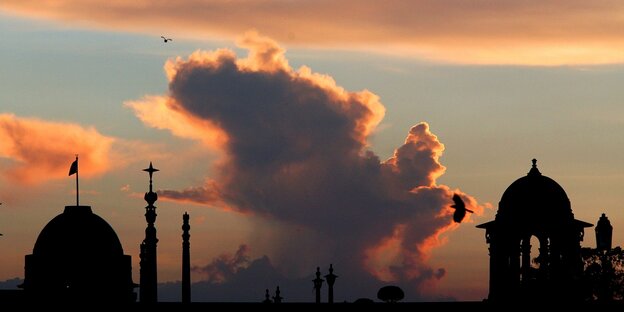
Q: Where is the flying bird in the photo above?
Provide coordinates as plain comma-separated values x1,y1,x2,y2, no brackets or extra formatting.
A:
161,36,173,43
450,193,473,223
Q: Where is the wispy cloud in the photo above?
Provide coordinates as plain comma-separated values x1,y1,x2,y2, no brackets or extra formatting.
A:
128,32,485,297
2,1,624,64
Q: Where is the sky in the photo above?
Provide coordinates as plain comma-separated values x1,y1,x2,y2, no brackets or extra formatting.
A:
2,0,624,302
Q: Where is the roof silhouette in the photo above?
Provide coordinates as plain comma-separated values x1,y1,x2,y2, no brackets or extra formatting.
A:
33,206,124,256
497,159,574,225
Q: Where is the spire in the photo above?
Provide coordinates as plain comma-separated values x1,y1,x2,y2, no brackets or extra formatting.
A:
528,158,541,176
262,289,272,303
324,264,338,303
182,212,191,303
140,162,159,303
313,266,324,303
272,286,283,303
143,162,159,193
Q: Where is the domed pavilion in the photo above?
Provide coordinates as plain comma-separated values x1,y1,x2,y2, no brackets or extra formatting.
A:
21,205,136,302
477,159,592,301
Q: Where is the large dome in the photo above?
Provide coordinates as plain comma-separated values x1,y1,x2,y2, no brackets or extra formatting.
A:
33,206,124,257
23,205,135,302
497,159,573,224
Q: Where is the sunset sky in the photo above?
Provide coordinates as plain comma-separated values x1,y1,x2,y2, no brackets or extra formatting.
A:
2,1,624,302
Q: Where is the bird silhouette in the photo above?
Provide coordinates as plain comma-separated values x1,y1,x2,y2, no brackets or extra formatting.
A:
161,36,173,43
450,194,473,223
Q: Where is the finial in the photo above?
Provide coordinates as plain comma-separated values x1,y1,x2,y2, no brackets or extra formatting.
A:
143,161,159,206
316,266,321,277
143,162,159,180
273,286,283,303
528,158,541,176
329,264,333,273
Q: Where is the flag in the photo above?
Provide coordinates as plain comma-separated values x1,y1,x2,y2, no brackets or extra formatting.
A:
68,158,78,176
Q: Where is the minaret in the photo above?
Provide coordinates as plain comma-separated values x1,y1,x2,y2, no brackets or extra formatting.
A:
272,286,283,303
182,212,191,303
596,213,613,252
262,289,272,303
324,264,337,304
312,267,324,303
140,162,159,303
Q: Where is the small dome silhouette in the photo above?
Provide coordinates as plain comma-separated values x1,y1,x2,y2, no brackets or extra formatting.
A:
354,297,375,304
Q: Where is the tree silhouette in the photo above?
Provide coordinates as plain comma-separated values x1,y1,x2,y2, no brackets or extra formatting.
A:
582,246,624,301
377,285,404,303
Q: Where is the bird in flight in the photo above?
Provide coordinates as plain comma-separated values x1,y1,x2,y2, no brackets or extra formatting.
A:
161,36,173,43
450,194,473,223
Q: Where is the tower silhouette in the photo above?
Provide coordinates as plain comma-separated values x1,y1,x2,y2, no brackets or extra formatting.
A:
477,159,592,301
140,162,159,303
182,212,191,303
262,289,272,303
272,286,283,303
312,267,324,303
324,264,337,304
595,213,612,252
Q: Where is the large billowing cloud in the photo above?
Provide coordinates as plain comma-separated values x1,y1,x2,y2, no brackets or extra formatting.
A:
2,0,624,65
127,32,484,300
0,114,115,184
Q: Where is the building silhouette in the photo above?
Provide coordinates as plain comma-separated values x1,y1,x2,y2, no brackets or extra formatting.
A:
21,205,136,302
477,159,592,301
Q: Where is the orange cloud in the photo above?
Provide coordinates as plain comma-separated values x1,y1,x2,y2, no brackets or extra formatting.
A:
126,96,228,150
3,1,624,64
0,114,115,184
364,185,483,283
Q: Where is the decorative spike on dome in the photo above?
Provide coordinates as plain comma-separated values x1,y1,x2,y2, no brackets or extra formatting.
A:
528,158,541,176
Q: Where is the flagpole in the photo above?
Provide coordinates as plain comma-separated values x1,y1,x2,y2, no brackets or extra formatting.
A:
75,155,79,207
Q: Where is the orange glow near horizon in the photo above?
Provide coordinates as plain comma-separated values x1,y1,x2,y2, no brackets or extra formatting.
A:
364,224,406,282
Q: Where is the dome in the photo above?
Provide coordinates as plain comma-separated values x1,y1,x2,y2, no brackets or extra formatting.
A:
497,159,573,224
23,205,135,302
33,206,124,257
